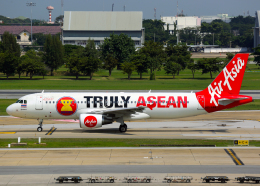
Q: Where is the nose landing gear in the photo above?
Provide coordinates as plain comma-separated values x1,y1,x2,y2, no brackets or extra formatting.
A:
37,119,43,132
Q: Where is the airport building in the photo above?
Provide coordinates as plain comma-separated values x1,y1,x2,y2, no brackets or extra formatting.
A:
161,16,201,34
254,10,260,49
200,14,234,23
62,11,144,48
0,26,61,46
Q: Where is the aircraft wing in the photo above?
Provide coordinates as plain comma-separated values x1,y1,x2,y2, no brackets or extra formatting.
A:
218,97,249,106
85,106,147,115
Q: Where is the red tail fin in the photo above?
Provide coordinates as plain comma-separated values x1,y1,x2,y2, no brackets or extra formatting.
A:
209,53,249,95
196,53,251,112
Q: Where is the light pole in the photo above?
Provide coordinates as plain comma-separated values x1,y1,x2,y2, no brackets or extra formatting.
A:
26,2,36,45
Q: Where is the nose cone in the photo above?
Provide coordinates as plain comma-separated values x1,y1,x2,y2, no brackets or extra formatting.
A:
6,105,14,116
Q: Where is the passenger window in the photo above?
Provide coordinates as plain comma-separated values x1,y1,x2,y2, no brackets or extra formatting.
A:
49,101,51,104
24,100,27,104
81,101,83,104
53,101,55,104
19,100,23,104
46,101,48,104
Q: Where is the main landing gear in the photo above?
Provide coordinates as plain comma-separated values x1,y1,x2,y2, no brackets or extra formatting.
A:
119,123,127,133
37,119,43,132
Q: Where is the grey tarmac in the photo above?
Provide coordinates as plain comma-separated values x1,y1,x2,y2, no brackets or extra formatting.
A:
1,165,260,175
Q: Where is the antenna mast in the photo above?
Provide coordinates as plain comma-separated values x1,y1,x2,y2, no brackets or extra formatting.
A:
61,0,64,16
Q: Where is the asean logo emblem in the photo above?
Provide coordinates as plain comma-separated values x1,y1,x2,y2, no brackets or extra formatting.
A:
56,97,77,116
84,116,97,127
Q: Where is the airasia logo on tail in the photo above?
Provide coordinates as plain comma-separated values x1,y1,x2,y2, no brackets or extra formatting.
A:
84,116,97,127
208,57,246,106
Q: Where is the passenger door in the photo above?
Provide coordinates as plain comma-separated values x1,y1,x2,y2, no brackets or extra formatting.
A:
35,96,43,110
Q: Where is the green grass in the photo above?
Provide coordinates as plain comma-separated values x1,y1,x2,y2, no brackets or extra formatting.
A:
0,99,16,116
0,99,259,116
0,64,260,90
1,138,260,148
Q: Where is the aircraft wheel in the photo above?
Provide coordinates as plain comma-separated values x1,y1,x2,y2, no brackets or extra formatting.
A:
119,124,127,133
37,127,43,132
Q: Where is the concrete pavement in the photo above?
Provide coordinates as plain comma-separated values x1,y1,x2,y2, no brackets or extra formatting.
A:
1,148,260,166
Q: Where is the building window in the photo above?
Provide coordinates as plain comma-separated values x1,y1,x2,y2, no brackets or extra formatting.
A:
94,41,100,46
64,40,75,44
135,41,140,46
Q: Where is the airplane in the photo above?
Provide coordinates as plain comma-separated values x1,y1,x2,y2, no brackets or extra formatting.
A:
6,53,252,133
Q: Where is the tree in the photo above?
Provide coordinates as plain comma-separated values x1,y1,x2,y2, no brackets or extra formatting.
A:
29,33,47,46
20,50,45,79
81,56,102,80
164,58,182,79
223,53,234,67
253,45,260,66
81,39,102,80
66,40,101,80
139,40,165,80
64,45,82,58
179,27,201,45
219,31,231,47
66,47,84,79
16,58,24,79
143,19,170,43
43,34,64,76
121,61,136,80
130,52,147,79
101,33,135,69
55,15,64,24
197,58,221,79
103,54,118,76
165,44,191,74
187,59,198,79
0,32,20,79
1,32,20,57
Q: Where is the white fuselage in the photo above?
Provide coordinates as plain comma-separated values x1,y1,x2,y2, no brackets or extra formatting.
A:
7,92,207,120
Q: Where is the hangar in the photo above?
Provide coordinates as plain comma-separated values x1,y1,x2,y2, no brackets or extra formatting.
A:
62,11,144,48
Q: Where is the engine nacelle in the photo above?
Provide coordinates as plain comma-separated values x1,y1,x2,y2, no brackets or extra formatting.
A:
79,114,113,129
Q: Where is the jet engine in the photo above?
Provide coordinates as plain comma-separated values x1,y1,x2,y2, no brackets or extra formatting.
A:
79,114,113,129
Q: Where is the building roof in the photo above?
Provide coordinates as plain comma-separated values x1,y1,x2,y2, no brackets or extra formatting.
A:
0,26,61,35
63,11,142,31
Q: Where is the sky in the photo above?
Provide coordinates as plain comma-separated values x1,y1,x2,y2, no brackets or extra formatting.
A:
0,0,260,21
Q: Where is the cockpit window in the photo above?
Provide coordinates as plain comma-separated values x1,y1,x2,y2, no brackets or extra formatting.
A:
19,100,23,104
16,100,20,103
24,100,27,104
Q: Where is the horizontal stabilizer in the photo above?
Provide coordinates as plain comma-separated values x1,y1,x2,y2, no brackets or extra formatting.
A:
218,97,249,106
